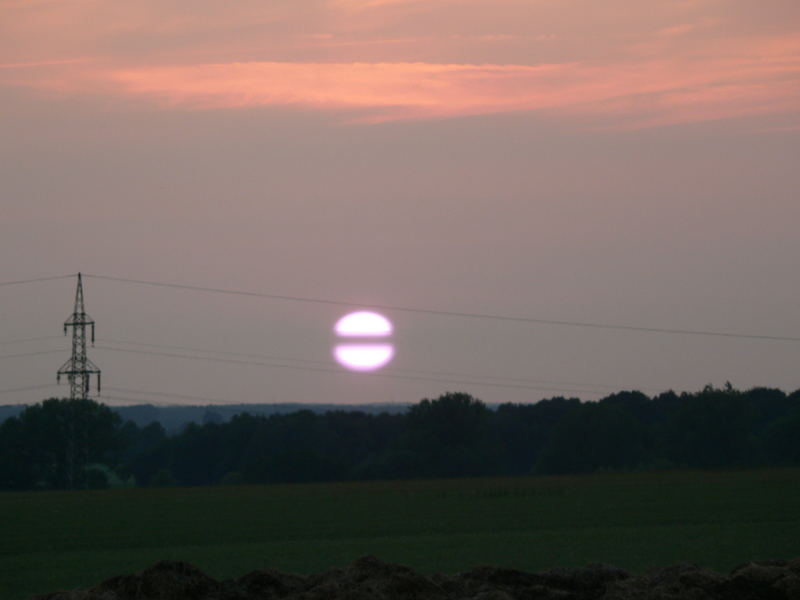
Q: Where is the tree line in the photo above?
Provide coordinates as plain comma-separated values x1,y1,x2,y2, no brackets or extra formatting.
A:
0,385,798,490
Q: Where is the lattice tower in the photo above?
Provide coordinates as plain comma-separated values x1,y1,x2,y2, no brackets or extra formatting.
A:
57,273,101,399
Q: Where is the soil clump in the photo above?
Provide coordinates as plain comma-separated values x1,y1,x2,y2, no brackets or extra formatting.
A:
33,556,800,600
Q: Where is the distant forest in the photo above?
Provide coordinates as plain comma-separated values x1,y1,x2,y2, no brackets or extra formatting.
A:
1,385,799,491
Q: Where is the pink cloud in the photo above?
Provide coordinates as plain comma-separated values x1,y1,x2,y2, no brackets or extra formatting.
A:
1,0,798,128
15,34,781,127
104,61,574,117
658,23,700,37
0,58,91,69
3,42,798,128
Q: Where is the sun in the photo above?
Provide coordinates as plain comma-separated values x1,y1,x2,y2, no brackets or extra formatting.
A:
333,311,395,372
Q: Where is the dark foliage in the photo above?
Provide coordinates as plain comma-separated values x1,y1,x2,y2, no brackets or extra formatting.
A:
0,398,125,489
1,385,799,490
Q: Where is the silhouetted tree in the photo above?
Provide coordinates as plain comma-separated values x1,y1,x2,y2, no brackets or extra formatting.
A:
536,402,645,474
3,385,800,491
0,398,126,489
400,392,496,477
662,385,756,468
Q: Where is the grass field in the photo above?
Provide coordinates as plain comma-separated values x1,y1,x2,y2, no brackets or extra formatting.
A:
2,469,799,599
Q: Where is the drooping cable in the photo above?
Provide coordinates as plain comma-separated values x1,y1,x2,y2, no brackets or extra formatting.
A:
84,273,800,342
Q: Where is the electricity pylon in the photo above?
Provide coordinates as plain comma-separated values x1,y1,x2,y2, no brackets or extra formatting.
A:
57,273,101,400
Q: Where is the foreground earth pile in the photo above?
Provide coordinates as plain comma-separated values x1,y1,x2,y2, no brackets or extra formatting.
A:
35,555,800,600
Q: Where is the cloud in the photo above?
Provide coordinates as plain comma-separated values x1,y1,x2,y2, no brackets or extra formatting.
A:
8,34,790,128
0,59,91,69
328,0,442,9
658,23,700,37
1,0,798,128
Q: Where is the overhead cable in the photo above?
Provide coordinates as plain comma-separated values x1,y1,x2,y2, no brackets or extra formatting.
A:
105,386,229,404
0,336,64,346
0,383,59,395
98,336,655,392
95,345,604,396
0,274,75,287
0,349,68,361
84,273,800,342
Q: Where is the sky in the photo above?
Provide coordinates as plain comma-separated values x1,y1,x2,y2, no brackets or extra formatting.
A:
1,0,799,407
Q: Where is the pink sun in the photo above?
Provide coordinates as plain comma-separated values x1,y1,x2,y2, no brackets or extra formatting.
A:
333,311,395,371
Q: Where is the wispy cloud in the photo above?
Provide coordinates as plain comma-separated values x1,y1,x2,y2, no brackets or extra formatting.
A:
2,0,799,128
658,23,700,37
8,35,792,128
102,61,574,121
328,0,442,9
0,59,91,69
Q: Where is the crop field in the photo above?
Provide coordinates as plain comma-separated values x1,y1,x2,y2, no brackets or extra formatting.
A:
2,468,799,599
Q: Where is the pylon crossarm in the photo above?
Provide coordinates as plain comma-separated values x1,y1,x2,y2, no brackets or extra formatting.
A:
64,315,94,326
57,357,75,373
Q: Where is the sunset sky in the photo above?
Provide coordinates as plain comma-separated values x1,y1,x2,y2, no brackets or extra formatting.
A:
1,0,799,406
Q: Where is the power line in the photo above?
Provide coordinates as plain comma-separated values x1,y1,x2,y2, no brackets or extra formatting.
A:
100,394,181,406
0,383,59,396
105,386,235,405
100,392,252,407
0,336,64,346
99,337,292,361
98,343,607,395
0,274,75,287
102,389,401,408
84,273,800,342
98,336,654,392
95,344,604,396
0,349,67,361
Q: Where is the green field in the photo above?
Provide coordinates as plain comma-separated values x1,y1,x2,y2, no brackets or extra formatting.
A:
2,469,799,599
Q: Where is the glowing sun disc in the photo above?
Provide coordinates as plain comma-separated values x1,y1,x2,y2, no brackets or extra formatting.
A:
334,344,394,371
335,311,393,337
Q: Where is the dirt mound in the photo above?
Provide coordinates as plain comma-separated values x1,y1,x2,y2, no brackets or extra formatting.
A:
33,556,800,600
35,561,222,600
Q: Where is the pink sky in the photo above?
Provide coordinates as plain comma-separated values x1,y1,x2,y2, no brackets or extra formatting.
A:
2,0,798,127
1,0,799,407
